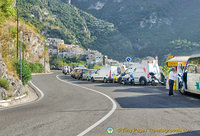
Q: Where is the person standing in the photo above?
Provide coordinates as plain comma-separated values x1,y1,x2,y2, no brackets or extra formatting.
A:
169,67,177,96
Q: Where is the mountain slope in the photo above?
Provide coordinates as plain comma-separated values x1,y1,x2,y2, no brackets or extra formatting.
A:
0,0,50,99
72,0,200,61
18,0,135,61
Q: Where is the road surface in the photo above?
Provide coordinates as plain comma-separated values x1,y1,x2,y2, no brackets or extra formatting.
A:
0,71,200,136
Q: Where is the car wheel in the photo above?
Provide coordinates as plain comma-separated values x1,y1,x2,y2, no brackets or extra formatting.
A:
103,78,107,83
91,78,95,82
140,77,147,85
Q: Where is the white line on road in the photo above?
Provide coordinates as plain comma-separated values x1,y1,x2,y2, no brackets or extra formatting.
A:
0,81,44,111
56,75,117,136
29,81,44,102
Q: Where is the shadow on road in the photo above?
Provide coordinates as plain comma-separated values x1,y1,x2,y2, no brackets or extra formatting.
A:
167,130,200,136
114,87,166,94
115,92,200,108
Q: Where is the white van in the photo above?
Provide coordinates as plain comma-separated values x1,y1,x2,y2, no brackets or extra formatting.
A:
91,66,121,82
180,55,200,95
129,63,160,85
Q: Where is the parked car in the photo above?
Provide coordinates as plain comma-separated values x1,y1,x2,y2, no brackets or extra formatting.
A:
128,63,160,85
71,68,79,78
82,69,97,81
75,68,87,80
91,66,121,82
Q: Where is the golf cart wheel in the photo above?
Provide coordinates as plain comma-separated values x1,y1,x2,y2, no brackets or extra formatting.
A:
103,78,107,83
139,77,147,85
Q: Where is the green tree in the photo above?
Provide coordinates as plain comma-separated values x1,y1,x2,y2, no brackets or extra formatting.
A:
15,60,32,85
162,57,171,76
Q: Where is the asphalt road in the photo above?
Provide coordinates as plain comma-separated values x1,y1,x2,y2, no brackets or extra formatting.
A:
0,71,200,136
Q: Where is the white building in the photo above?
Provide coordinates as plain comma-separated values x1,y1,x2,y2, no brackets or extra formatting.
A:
86,49,103,65
45,38,64,48
141,56,158,64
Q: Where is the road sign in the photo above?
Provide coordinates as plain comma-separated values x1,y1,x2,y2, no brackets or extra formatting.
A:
126,57,132,62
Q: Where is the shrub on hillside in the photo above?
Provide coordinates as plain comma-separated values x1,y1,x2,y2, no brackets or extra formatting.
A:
15,60,32,85
29,62,44,73
0,78,10,91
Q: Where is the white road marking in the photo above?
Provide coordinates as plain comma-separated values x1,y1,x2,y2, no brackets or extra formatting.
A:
56,75,117,136
29,81,44,102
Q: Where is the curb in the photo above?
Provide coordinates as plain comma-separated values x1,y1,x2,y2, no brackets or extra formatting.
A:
0,81,44,110
0,94,27,108
0,94,27,103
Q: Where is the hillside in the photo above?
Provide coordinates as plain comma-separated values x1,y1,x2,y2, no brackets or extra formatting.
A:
17,0,134,61
0,0,49,99
72,0,200,62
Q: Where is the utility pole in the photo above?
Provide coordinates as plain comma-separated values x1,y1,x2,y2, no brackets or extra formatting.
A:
44,42,46,73
20,38,22,82
22,27,25,60
16,0,19,59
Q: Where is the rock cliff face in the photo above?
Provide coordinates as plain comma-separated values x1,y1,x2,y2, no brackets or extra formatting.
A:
22,29,50,73
0,60,24,99
0,21,50,100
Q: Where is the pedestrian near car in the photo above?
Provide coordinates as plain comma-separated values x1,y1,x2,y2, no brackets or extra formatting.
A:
169,67,177,96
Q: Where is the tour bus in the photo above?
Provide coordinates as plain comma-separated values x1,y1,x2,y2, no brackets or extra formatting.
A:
180,55,200,95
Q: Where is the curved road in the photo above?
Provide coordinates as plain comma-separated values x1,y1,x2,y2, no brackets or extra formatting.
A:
1,71,200,136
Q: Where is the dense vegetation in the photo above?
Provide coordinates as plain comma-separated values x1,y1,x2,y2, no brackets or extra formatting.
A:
0,78,10,91
0,0,46,86
0,0,15,25
29,62,44,73
15,60,32,85
17,0,134,61
72,0,200,63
